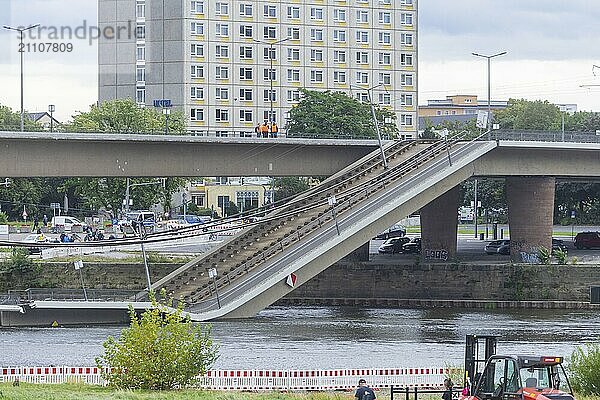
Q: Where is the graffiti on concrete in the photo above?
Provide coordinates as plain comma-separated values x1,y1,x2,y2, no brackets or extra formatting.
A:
520,252,540,264
424,249,449,261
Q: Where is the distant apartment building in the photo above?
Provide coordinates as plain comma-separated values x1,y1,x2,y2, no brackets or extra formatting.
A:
418,94,508,128
98,0,418,138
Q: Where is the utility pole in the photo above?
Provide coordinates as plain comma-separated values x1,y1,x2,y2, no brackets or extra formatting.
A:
48,105,55,133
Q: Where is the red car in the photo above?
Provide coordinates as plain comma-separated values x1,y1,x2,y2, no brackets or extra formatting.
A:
574,231,600,249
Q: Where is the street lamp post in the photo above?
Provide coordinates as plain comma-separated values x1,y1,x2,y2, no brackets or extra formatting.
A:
48,104,56,133
163,107,171,134
472,51,507,139
351,83,388,168
3,24,40,132
253,37,290,129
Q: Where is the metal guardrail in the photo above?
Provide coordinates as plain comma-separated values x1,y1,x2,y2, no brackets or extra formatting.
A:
490,130,600,143
3,288,146,303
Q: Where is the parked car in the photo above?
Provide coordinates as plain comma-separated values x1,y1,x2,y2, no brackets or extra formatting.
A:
497,242,511,255
119,211,156,233
378,237,411,254
21,233,48,254
484,240,510,255
552,238,568,253
374,224,407,240
51,216,86,232
574,231,600,249
402,237,421,254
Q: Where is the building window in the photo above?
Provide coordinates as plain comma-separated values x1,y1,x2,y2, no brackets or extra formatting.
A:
239,25,253,38
287,6,300,19
333,9,346,22
215,2,229,16
287,48,300,61
310,70,323,83
136,67,145,82
263,26,276,39
310,28,323,41
215,45,229,58
263,47,276,60
333,29,346,43
136,3,145,19
263,68,276,81
264,4,277,17
356,51,368,64
239,109,253,122
379,72,391,85
239,67,253,80
136,25,146,39
378,11,391,24
400,0,414,5
378,32,391,45
236,191,259,212
379,52,391,65
401,73,414,86
333,70,346,83
191,86,204,100
215,87,229,100
287,27,300,40
191,108,204,121
215,23,229,37
378,93,391,105
287,69,300,82
356,92,369,102
216,66,229,80
239,3,252,17
263,89,276,102
356,10,368,23
136,88,145,104
310,7,323,20
239,88,253,101
287,89,300,102
401,114,414,126
356,30,369,43
333,50,346,63
239,46,253,59
191,65,204,78
401,53,414,66
191,194,205,207
401,33,413,46
356,71,369,84
401,13,413,25
191,43,204,57
215,109,229,122
263,110,276,122
191,0,204,14
136,45,145,61
191,22,204,35
310,49,323,62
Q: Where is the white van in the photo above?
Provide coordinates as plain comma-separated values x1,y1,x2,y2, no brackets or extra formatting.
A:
51,216,86,232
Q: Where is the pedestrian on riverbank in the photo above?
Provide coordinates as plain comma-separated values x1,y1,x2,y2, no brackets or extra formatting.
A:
43,214,48,227
442,378,453,400
355,379,376,400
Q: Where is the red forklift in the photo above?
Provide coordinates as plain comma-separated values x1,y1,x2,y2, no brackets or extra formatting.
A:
463,335,575,400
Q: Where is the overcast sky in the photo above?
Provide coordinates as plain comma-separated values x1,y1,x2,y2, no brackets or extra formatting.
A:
0,0,599,121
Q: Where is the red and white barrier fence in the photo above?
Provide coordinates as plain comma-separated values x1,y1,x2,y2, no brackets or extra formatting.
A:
0,366,449,391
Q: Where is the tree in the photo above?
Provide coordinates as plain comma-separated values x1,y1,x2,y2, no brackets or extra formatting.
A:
64,99,185,134
569,343,600,395
495,99,561,131
274,177,310,202
286,89,398,139
96,294,219,390
0,104,44,132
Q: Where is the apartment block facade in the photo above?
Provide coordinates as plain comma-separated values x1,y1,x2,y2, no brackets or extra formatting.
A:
99,0,418,138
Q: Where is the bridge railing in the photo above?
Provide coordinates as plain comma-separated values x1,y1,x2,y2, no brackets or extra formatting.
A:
2,288,145,303
490,130,600,143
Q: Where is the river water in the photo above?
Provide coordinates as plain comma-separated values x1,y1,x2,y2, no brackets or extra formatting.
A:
1,306,599,369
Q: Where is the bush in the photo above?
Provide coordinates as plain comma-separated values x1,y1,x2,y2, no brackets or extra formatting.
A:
96,293,219,390
0,212,8,224
554,248,568,265
569,343,600,395
1,248,34,275
538,247,551,265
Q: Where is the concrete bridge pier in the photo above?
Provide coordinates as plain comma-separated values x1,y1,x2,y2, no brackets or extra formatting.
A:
420,186,460,261
506,176,555,263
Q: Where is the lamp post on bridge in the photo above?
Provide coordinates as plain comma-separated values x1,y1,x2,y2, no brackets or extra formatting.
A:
351,83,388,169
472,51,507,140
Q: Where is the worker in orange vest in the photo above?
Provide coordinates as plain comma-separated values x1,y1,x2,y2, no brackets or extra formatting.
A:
271,122,279,138
260,122,269,138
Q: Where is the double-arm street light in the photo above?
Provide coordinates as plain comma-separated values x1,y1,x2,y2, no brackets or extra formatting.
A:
253,37,291,126
472,51,507,138
3,24,40,132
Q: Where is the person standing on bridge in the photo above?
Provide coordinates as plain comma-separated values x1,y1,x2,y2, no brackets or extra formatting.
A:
260,121,269,138
271,122,279,138
355,379,376,400
442,378,454,400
